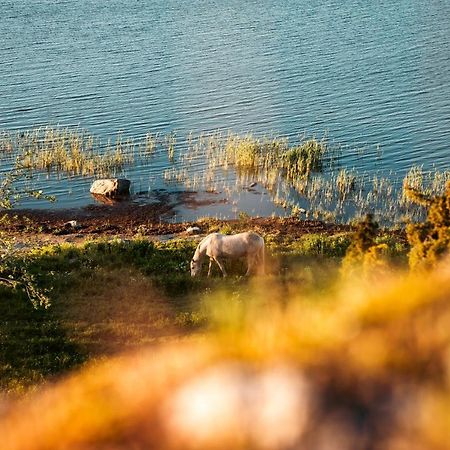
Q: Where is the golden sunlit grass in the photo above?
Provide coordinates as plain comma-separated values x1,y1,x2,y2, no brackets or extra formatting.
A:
1,260,449,450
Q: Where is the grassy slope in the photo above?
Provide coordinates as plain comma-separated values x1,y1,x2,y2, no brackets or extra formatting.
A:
0,225,407,394
2,240,450,450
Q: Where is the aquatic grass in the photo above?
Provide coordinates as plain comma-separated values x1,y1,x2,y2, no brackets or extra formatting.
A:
1,127,127,177
335,168,357,200
401,165,425,205
171,132,403,225
220,134,327,180
165,132,177,162
371,176,393,199
140,132,158,157
1,127,161,178
224,134,264,170
281,138,327,179
2,126,449,226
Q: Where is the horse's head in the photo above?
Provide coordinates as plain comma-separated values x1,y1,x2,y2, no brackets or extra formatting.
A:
190,258,202,277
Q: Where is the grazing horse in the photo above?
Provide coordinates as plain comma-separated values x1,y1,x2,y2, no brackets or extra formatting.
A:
190,232,265,277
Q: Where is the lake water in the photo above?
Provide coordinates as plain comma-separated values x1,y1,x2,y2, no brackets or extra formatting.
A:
1,0,449,219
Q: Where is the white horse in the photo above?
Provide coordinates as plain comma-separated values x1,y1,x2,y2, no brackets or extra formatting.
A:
190,232,265,277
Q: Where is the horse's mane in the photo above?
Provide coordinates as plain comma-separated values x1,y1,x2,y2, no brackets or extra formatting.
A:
193,233,214,259
198,233,213,247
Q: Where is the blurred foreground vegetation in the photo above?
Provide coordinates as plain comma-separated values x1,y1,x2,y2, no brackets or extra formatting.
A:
0,228,449,449
2,183,450,449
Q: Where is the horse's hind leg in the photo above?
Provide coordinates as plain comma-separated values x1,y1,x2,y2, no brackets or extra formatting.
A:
245,255,254,276
258,245,265,275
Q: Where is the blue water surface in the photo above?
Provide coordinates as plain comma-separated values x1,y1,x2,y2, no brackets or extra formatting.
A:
1,0,449,214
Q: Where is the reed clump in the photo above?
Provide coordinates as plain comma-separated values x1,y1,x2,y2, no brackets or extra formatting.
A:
223,134,286,172
335,168,357,200
0,127,160,177
281,138,327,179
15,128,135,176
222,134,327,180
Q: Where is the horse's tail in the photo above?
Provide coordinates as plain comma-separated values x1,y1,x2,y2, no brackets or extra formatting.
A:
259,239,265,275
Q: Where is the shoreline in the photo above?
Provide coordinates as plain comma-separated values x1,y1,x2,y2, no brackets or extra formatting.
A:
1,204,353,246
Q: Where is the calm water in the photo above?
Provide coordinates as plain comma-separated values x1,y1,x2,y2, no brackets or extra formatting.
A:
1,0,449,216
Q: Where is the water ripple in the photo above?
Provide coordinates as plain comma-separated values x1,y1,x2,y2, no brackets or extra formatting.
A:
0,0,449,209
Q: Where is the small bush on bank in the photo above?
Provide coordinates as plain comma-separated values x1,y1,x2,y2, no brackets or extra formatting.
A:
341,214,391,276
405,180,450,269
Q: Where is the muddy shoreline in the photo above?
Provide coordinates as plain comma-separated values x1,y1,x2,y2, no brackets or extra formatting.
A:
2,202,352,244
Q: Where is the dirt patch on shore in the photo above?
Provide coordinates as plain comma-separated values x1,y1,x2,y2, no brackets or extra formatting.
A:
1,203,354,246
2,203,180,235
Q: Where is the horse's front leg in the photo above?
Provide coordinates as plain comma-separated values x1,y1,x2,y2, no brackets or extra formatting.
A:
214,257,227,277
207,258,214,277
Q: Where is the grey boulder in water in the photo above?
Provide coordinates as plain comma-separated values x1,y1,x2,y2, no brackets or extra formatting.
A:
90,179,131,197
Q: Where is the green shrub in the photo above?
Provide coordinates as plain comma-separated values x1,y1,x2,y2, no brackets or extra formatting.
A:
405,181,450,269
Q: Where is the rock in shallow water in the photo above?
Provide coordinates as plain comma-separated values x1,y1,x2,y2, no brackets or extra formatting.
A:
90,179,131,197
186,226,201,235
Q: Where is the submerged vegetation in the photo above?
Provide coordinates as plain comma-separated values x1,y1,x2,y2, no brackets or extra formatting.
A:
1,126,450,226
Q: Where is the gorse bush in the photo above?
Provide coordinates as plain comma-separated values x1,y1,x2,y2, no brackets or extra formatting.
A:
342,214,389,275
347,213,379,254
405,180,450,269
